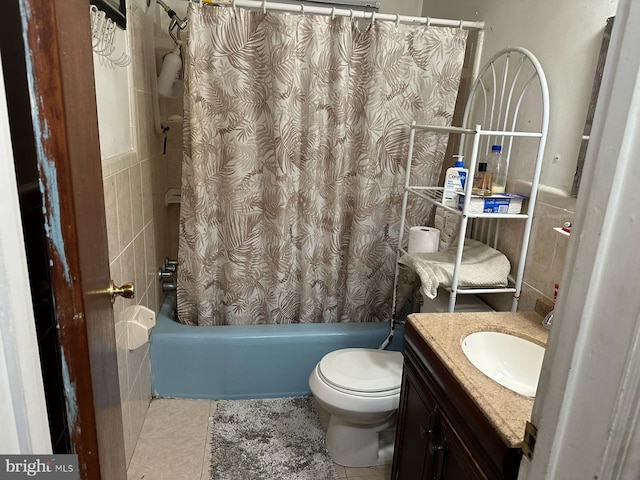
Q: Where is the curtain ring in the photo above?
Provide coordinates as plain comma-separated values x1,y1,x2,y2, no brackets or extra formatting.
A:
300,4,304,15
395,13,401,28
459,19,464,29
331,7,336,20
426,16,431,27
349,9,354,22
370,12,376,26
262,0,267,14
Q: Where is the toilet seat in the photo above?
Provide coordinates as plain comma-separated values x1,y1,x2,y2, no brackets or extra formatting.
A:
317,348,403,397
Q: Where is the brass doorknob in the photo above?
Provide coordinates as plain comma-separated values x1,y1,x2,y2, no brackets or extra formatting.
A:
108,280,135,304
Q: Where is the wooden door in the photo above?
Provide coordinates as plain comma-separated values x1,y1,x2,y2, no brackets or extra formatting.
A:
1,1,126,479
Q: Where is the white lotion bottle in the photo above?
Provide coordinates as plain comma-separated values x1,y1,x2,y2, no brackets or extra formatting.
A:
441,155,468,208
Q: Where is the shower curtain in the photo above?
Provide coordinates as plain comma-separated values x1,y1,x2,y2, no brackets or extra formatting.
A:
177,4,467,325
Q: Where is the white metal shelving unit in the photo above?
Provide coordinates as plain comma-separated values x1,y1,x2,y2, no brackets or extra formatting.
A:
392,47,549,316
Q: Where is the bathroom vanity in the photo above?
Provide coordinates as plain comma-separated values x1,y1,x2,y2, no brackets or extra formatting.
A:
391,311,547,479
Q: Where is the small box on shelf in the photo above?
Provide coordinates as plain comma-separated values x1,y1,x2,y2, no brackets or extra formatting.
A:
457,192,527,214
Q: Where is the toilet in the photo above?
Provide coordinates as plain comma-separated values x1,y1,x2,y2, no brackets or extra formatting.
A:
308,348,404,467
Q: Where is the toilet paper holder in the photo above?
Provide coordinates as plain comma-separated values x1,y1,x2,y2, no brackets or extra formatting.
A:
124,305,156,350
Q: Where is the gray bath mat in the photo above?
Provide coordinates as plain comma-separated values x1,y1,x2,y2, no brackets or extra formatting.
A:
209,397,337,480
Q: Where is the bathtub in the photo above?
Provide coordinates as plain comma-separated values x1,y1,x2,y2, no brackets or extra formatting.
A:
150,293,405,399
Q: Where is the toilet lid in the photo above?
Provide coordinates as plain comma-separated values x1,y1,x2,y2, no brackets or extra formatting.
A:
317,348,403,394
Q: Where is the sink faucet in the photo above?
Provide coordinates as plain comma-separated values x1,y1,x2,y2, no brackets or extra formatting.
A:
542,310,554,329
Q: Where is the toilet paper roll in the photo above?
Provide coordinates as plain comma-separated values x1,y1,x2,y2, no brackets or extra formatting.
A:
407,227,440,254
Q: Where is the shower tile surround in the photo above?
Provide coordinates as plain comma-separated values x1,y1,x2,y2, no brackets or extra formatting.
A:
479,179,575,311
99,2,181,466
423,182,573,311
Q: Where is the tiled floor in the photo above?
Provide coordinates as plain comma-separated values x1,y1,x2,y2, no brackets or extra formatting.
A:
127,398,391,480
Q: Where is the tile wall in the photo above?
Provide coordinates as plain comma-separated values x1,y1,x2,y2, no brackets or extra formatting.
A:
99,2,179,466
483,183,575,312
159,95,184,259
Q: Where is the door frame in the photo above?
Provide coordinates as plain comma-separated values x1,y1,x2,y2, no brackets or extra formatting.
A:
0,49,51,456
519,0,640,477
1,0,126,478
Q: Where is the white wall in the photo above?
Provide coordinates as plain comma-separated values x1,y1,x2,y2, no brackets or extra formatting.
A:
379,0,423,17
421,0,618,193
93,24,133,159
157,0,426,21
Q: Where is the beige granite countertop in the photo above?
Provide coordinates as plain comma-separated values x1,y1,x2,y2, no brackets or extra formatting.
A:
407,311,548,448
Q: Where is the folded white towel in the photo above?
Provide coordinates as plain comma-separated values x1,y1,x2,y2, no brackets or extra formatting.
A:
399,239,511,299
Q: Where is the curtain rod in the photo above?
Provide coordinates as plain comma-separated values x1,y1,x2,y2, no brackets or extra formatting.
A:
192,0,484,30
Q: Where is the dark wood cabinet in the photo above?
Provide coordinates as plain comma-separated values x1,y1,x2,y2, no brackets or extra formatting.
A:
393,369,439,479
391,321,522,480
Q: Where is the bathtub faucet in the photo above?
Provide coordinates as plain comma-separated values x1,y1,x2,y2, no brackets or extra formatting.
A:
163,257,179,272
542,310,554,329
158,258,179,292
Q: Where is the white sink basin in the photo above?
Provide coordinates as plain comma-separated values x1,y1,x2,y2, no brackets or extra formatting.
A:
461,331,545,397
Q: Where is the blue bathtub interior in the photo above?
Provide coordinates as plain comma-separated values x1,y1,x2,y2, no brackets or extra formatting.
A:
150,293,405,399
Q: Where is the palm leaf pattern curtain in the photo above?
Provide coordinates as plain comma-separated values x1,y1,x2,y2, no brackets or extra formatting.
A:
177,4,467,325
